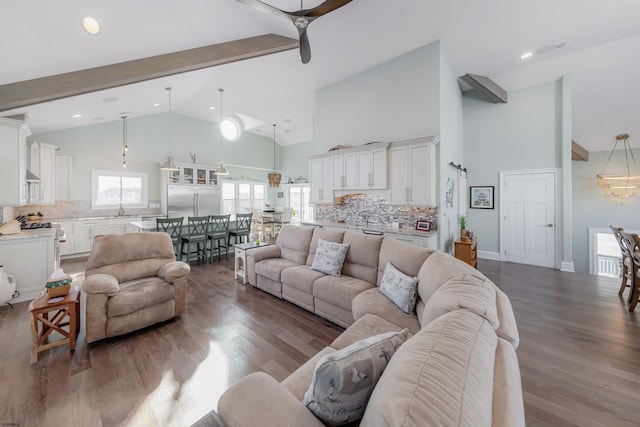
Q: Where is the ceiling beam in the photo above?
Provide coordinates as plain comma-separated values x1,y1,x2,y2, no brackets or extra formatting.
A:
459,73,508,103
571,140,590,161
0,34,298,112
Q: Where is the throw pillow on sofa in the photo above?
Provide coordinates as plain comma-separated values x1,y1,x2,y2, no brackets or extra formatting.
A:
311,239,350,277
379,261,419,314
303,328,409,426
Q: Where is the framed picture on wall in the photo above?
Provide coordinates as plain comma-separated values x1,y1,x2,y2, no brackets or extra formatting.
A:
470,186,494,209
415,220,432,231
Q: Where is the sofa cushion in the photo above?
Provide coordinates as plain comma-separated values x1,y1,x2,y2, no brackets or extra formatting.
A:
377,237,434,285
360,310,497,427
417,250,488,303
492,337,526,427
495,288,520,348
281,265,327,295
282,346,337,401
421,273,499,329
303,329,409,426
313,275,376,311
256,258,300,283
107,277,175,317
379,261,419,314
331,314,408,350
352,288,421,334
341,232,384,284
311,239,350,277
276,224,315,264
306,228,346,266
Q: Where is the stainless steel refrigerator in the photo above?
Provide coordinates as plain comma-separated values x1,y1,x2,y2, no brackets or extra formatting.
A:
167,184,221,221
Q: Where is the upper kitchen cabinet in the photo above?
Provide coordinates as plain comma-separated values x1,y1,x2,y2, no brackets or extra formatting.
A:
55,152,73,201
29,142,59,205
166,162,218,186
389,136,438,206
0,117,30,206
356,143,388,189
309,156,333,203
332,151,357,190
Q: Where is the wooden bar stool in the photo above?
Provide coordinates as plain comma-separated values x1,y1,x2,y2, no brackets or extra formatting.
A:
29,286,81,364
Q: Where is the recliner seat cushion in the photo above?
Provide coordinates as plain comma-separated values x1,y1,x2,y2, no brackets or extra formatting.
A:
256,258,300,283
352,288,421,335
107,277,175,317
313,275,375,311
341,232,384,284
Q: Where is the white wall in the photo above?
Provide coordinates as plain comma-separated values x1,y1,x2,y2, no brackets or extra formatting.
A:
281,141,313,181
463,81,563,254
314,42,441,154
572,147,640,273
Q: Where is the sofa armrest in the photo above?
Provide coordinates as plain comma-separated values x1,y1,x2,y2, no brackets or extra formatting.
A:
158,261,191,284
217,372,324,427
82,273,119,297
246,246,282,287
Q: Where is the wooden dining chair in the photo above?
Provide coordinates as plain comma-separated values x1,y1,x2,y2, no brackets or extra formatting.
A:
208,214,231,262
610,226,633,298
156,217,184,257
253,210,274,239
180,216,210,264
273,207,293,237
229,212,252,246
620,232,640,312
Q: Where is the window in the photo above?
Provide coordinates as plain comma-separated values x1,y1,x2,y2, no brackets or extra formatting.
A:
287,184,312,221
91,169,148,208
589,226,640,277
222,181,266,216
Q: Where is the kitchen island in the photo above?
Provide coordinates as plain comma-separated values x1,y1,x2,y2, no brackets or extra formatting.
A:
0,229,56,303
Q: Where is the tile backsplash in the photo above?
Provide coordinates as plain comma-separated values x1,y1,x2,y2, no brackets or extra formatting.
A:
316,194,437,230
10,200,162,220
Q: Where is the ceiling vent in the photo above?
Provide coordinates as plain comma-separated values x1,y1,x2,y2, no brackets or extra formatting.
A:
459,74,508,104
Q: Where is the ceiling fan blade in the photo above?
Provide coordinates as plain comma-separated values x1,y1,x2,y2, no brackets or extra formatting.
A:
298,28,311,64
306,0,353,17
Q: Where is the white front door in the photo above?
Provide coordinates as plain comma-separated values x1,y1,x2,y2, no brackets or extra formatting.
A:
501,170,557,268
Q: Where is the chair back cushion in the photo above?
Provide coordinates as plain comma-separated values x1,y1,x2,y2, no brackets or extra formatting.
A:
341,232,384,284
377,237,434,285
275,225,314,264
86,233,175,283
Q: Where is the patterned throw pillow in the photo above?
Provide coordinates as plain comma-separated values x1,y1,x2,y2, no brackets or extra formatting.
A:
379,261,419,314
303,329,409,426
311,239,350,277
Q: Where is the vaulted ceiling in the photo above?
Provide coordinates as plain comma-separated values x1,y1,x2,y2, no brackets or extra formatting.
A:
1,0,639,151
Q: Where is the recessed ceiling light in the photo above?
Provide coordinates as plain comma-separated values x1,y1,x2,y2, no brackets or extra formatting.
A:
153,103,161,107
82,16,100,35
102,97,119,103
520,52,533,60
209,106,216,110
71,114,82,118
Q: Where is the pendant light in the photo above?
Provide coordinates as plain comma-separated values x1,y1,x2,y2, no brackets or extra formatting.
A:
268,123,281,187
597,133,640,204
121,115,128,168
160,87,179,171
214,88,229,175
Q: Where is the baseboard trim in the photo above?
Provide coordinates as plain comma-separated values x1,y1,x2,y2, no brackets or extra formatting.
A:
560,261,575,272
478,250,501,261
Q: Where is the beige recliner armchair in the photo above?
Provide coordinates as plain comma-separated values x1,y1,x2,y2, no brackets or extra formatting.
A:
82,232,190,344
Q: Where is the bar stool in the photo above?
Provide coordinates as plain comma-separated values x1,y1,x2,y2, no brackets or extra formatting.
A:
229,213,252,246
157,217,184,257
180,216,210,264
208,214,231,262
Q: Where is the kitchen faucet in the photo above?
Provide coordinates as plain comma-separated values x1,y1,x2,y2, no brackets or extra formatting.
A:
118,204,125,217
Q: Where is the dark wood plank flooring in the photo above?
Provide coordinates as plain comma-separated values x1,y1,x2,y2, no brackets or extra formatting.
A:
0,256,638,426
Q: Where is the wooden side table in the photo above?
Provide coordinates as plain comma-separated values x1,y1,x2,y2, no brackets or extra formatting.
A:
234,242,271,284
29,286,81,364
455,238,478,269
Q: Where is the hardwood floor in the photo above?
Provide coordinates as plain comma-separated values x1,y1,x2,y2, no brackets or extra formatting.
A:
0,256,638,426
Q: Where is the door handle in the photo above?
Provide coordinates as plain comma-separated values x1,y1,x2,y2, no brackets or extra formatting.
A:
545,224,554,227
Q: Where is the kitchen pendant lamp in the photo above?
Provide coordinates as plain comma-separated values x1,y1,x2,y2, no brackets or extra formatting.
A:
160,87,179,171
214,88,230,175
597,133,640,204
268,123,281,187
121,115,128,168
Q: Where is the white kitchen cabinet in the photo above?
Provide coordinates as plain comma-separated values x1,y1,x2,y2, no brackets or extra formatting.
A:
55,153,73,201
167,162,219,186
356,145,387,189
0,117,30,206
389,137,438,206
385,232,437,249
28,142,58,204
332,152,357,189
309,156,333,203
74,220,105,254
105,217,140,235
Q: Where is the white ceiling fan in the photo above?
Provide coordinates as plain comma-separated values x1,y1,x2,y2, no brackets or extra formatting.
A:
236,0,354,63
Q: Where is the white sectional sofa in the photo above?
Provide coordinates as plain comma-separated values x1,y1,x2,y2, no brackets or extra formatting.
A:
217,225,524,426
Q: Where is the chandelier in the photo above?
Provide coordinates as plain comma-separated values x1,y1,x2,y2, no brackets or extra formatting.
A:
597,133,640,204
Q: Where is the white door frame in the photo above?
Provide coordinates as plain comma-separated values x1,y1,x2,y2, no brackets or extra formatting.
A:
499,168,561,269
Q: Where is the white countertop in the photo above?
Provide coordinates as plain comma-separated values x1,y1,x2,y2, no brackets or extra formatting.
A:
301,220,437,238
0,228,56,241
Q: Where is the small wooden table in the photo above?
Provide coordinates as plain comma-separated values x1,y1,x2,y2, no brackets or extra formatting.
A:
455,237,478,269
29,286,81,364
234,242,271,284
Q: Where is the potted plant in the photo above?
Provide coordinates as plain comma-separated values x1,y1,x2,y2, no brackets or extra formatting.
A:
458,215,469,240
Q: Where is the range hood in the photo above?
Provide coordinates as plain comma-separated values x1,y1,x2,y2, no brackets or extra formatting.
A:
26,170,41,182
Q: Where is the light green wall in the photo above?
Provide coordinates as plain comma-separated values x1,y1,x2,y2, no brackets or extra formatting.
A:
281,141,313,181
30,112,278,202
463,81,563,253
572,148,640,273
314,42,441,154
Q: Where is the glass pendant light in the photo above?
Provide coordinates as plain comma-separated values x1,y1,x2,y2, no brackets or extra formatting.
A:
268,123,281,187
160,87,179,171
121,115,127,168
214,88,230,175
